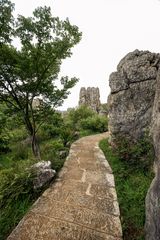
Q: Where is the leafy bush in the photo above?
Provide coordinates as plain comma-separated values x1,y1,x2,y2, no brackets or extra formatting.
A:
10,127,28,142
66,105,95,130
65,105,108,135
114,135,154,171
60,125,77,146
0,105,11,154
40,124,60,139
80,115,108,133
41,139,68,171
0,168,40,240
0,133,10,153
12,143,29,161
40,112,64,139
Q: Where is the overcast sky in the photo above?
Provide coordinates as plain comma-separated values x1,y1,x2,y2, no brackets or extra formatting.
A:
12,0,160,110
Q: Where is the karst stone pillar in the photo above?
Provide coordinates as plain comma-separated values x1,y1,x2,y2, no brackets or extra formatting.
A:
79,87,101,113
108,49,160,142
107,49,160,239
145,69,160,240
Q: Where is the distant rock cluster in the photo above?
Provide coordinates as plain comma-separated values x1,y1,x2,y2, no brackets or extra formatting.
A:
79,87,101,113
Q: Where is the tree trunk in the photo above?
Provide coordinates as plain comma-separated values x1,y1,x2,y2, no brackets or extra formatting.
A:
32,133,41,160
24,113,41,160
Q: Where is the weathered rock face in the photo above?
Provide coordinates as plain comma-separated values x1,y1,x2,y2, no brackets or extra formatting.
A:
79,87,101,112
108,49,160,141
145,69,160,240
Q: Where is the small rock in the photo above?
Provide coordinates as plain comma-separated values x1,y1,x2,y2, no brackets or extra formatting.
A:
59,150,67,159
73,131,80,139
32,161,51,170
31,161,56,189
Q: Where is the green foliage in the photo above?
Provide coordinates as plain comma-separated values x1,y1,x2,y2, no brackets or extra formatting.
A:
40,111,64,139
0,133,10,153
60,126,75,146
0,0,15,43
12,143,29,161
67,105,95,130
10,128,28,142
0,104,11,153
100,138,154,240
80,115,108,133
66,105,108,135
0,167,40,240
114,135,154,171
100,103,108,115
41,139,68,171
0,134,69,239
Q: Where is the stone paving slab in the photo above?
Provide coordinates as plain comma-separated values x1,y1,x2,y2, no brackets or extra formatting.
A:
8,132,122,240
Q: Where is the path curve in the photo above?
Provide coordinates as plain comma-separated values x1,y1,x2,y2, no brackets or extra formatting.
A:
8,132,122,240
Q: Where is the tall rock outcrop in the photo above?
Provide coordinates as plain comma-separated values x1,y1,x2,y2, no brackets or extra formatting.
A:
79,87,101,113
145,69,160,240
108,49,160,141
108,49,160,239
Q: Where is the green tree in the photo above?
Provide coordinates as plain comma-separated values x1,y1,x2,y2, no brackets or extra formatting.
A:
67,105,95,130
0,0,14,43
0,0,82,158
0,103,10,153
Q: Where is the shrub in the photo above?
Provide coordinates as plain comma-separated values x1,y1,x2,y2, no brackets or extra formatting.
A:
65,106,108,135
0,134,10,154
40,124,61,139
41,139,68,171
60,126,77,146
67,105,95,130
80,115,108,133
40,112,64,139
10,127,28,142
0,168,40,239
114,135,154,172
12,143,29,161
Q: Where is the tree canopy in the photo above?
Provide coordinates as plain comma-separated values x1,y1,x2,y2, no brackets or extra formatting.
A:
0,0,82,158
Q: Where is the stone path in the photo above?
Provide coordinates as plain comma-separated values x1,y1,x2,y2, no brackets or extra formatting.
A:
8,133,122,240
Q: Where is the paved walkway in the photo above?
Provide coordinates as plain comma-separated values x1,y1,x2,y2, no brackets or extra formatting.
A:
8,133,122,240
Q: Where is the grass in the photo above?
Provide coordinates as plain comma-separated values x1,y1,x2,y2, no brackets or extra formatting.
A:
0,167,40,240
99,138,154,240
0,129,68,239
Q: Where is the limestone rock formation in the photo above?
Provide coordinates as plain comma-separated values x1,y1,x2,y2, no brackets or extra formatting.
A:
108,49,160,239
145,69,160,240
79,87,101,113
108,49,160,141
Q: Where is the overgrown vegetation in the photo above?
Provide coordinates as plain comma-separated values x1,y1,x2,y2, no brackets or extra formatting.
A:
0,103,108,239
65,105,108,136
100,136,154,240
